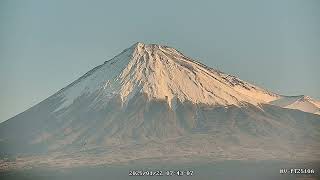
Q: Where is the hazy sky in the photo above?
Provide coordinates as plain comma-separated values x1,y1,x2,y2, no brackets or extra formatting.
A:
0,0,319,122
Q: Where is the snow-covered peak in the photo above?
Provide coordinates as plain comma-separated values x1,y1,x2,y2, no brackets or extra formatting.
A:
54,43,281,111
270,95,320,115
298,95,312,102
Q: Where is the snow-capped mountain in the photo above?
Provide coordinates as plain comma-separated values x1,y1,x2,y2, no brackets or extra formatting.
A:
53,42,318,115
55,42,279,112
0,43,319,165
271,95,320,115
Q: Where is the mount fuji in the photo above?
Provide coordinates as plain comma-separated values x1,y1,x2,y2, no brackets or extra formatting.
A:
0,43,319,169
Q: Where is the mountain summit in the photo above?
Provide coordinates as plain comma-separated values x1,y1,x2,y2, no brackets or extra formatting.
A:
0,43,319,167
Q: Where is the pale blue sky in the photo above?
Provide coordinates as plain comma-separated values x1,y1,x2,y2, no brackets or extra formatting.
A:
1,0,319,122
